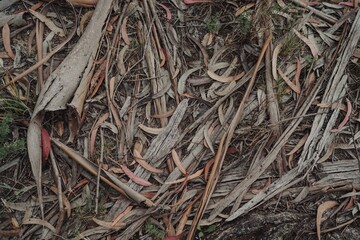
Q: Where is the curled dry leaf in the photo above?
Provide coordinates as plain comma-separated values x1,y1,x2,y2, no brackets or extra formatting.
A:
330,98,352,133
80,10,94,34
278,68,301,94
287,133,309,155
204,158,215,182
90,113,109,156
138,123,164,135
178,67,202,94
272,44,282,80
121,16,130,45
120,165,153,186
111,205,132,227
2,23,15,59
117,45,129,75
207,70,244,83
134,149,164,174
293,28,319,59
172,149,186,175
92,217,125,230
159,3,172,20
316,201,338,240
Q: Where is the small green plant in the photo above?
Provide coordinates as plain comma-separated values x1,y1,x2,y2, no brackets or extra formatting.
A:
0,116,25,160
145,222,165,239
197,224,217,239
206,13,221,34
237,12,251,36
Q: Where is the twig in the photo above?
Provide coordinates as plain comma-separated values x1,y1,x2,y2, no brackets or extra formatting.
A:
95,128,104,214
187,34,272,240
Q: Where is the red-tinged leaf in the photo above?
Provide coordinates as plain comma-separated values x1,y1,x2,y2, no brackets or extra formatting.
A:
163,234,183,240
330,98,352,133
339,2,354,7
184,0,211,4
41,128,51,161
204,158,214,182
161,48,168,61
140,191,156,198
159,3,172,20
227,147,238,153
120,165,153,186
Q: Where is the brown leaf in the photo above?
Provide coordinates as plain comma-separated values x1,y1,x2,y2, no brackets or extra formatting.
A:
172,149,186,175
293,29,319,59
134,149,164,174
120,165,153,186
235,3,255,16
90,113,109,156
278,68,301,94
67,0,98,7
207,70,245,83
330,98,352,133
29,9,65,37
2,23,15,59
121,16,130,45
316,201,337,240
165,169,203,184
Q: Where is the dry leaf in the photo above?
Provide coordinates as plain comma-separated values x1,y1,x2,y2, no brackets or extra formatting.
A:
207,70,244,83
92,217,125,230
159,3,172,20
2,23,15,59
67,0,98,7
272,44,282,80
112,205,132,227
278,68,301,93
120,165,153,186
121,16,130,45
165,169,203,184
330,98,352,133
316,201,338,240
287,133,308,155
138,123,164,135
29,9,65,37
293,28,319,58
90,113,109,156
235,3,255,16
41,128,51,161
134,149,164,174
172,149,186,175
178,67,202,94
118,45,128,75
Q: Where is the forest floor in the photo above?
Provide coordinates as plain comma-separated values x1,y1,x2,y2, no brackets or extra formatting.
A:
1,0,360,239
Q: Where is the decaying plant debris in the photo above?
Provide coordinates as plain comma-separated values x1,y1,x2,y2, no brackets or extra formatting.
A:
1,0,360,239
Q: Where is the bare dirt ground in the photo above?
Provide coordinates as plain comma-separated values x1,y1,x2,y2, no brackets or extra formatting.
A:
1,0,360,239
